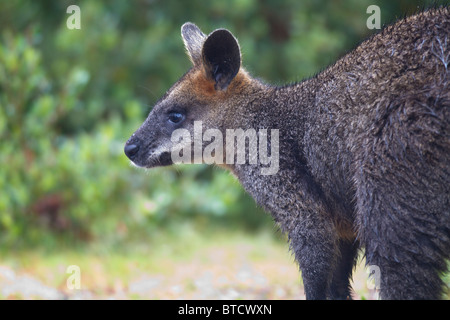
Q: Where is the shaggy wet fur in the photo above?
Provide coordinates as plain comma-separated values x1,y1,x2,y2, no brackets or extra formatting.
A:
125,7,450,299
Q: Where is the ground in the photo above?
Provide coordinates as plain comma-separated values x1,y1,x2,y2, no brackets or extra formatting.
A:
0,228,385,300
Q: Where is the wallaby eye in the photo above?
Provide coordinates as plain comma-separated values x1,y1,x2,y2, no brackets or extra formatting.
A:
168,112,185,124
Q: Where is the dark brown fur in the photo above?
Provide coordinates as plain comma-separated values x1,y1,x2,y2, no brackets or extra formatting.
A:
125,7,450,299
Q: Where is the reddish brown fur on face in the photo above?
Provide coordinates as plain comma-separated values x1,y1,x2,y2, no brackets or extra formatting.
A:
190,68,216,97
181,68,254,103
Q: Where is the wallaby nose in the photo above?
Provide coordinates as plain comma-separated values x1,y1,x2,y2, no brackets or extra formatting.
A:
124,143,140,160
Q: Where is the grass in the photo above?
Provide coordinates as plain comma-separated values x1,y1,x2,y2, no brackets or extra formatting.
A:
0,224,447,299
0,226,305,299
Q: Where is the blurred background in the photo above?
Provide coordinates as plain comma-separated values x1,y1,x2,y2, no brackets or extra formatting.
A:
0,0,448,299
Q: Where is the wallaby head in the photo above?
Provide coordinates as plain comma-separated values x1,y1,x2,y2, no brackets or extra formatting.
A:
125,23,258,169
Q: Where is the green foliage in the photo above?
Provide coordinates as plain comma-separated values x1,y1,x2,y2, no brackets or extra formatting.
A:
0,0,446,249
0,25,265,247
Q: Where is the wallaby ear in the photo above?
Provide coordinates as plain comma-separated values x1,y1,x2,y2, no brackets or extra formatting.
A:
181,22,206,66
202,29,241,91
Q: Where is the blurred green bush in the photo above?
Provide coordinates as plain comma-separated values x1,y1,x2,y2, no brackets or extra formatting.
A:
0,0,442,249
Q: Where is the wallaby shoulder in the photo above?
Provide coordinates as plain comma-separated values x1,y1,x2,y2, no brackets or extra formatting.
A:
267,7,450,223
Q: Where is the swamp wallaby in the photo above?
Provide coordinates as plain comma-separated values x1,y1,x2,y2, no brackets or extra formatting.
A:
125,7,450,299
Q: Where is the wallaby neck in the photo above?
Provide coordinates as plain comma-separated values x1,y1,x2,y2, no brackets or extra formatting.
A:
223,70,315,131
221,74,316,180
